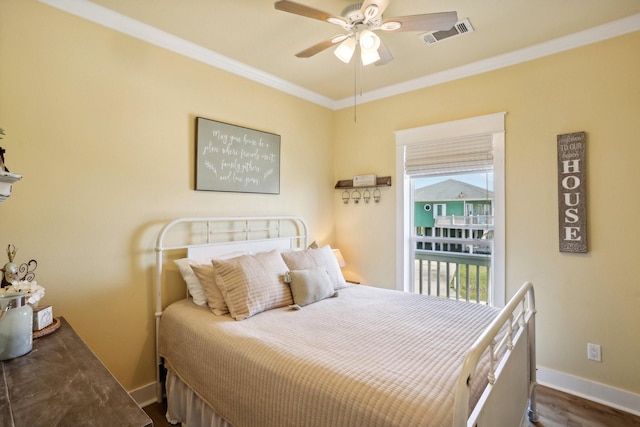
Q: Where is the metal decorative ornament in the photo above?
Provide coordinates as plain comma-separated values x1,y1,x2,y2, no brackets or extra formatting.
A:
1,244,38,288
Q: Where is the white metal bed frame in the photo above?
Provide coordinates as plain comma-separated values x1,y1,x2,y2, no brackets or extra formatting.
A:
154,216,308,401
153,216,538,427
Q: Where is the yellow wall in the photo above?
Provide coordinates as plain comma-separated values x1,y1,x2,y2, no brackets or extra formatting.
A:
0,1,334,391
2,0,639,401
333,31,640,395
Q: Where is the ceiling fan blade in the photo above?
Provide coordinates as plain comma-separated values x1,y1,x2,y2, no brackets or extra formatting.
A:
381,11,458,32
295,38,340,58
360,0,391,21
275,0,348,27
375,39,393,66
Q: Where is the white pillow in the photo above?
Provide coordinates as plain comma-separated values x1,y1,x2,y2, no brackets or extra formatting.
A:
173,251,247,309
174,257,210,307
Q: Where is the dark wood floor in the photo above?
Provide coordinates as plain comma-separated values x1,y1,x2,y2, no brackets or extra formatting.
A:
143,385,640,427
521,386,640,427
142,399,169,427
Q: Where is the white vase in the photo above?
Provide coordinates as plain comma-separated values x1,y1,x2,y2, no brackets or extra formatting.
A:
0,293,33,360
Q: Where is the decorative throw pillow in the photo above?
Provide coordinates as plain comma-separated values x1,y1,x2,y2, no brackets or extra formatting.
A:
213,250,293,320
287,268,336,307
281,245,349,290
191,263,230,315
174,252,247,312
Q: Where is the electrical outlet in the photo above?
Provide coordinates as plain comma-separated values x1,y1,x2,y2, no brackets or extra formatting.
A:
587,343,601,362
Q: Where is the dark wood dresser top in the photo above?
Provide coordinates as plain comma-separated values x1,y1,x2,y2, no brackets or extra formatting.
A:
0,317,152,427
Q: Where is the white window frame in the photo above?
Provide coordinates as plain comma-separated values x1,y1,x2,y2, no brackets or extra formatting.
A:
434,203,446,217
466,203,474,217
394,112,506,307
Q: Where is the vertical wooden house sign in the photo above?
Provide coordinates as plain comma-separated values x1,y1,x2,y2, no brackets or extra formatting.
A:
557,132,587,253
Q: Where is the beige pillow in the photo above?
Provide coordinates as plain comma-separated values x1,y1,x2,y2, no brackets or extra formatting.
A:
288,268,336,307
176,252,247,313
213,250,292,320
192,263,229,315
281,245,348,290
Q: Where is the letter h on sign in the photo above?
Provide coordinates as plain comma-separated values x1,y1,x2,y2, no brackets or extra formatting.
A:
557,132,587,253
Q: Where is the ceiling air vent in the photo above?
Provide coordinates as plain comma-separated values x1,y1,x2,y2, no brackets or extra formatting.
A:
419,18,474,45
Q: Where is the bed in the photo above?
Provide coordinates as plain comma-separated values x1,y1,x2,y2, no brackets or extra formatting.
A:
154,216,538,427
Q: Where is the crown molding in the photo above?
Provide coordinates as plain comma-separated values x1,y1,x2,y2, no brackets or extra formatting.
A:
39,1,639,111
334,13,640,109
38,0,337,109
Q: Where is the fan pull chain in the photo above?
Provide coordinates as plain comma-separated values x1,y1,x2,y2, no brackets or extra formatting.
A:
353,54,357,122
359,57,365,98
353,53,367,123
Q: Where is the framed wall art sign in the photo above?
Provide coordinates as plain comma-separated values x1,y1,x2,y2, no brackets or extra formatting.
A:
557,131,587,253
195,117,280,194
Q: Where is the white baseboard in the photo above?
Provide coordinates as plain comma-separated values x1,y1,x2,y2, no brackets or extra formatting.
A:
537,367,640,417
129,382,159,408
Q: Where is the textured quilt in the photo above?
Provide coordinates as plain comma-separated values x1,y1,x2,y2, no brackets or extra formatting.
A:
159,285,500,427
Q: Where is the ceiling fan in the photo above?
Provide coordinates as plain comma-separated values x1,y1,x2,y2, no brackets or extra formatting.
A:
274,0,458,66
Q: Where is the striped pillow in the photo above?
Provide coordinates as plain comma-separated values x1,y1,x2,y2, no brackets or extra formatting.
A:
213,250,292,320
177,251,248,313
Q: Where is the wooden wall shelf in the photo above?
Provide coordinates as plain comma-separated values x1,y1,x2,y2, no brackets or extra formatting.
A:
335,176,391,190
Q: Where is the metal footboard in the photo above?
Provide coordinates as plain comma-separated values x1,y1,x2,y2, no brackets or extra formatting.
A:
453,281,538,427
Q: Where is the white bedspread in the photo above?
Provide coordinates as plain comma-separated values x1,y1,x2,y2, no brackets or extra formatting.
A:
159,285,500,427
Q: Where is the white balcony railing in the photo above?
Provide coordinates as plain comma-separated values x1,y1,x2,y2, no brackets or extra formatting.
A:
414,250,491,304
413,223,493,304
434,215,494,227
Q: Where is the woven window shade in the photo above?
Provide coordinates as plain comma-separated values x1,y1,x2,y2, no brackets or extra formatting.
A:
405,134,494,177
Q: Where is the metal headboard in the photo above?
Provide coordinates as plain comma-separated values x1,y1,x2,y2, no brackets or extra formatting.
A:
153,216,308,401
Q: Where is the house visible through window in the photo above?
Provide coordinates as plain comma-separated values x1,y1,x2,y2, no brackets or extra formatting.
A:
413,173,494,303
395,113,506,307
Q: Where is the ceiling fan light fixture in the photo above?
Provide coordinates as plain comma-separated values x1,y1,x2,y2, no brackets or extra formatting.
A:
361,49,381,66
380,21,402,31
274,0,460,69
334,36,356,63
359,30,380,51
359,30,381,66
